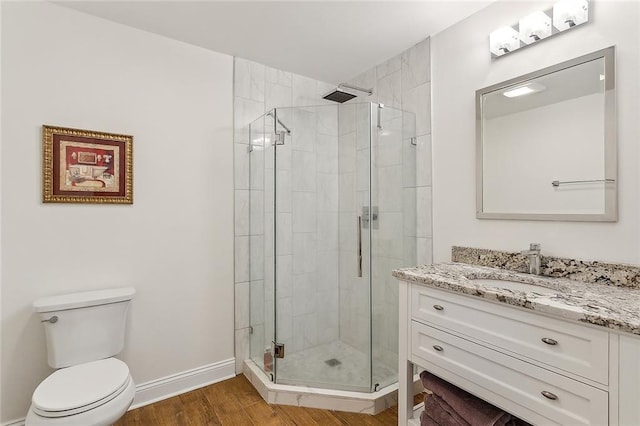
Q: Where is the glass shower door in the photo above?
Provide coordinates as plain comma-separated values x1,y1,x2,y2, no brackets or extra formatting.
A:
370,105,416,390
271,105,373,392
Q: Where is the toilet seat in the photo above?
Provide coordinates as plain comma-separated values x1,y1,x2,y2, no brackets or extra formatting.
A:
32,358,130,418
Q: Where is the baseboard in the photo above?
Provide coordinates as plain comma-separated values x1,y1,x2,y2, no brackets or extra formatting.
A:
130,357,236,409
1,359,235,426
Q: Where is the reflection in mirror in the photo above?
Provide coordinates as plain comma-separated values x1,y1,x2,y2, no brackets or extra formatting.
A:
476,46,616,221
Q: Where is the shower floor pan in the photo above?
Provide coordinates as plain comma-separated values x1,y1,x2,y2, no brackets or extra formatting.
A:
276,341,396,392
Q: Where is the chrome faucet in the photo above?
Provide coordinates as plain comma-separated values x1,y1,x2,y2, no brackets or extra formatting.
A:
521,243,542,275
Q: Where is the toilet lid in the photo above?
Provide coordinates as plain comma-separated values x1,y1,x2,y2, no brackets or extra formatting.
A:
33,358,130,416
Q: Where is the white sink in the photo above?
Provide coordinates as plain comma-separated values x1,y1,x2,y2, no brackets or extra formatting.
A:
471,278,556,294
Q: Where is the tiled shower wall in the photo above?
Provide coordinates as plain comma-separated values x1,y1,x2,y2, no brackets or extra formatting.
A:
233,37,433,374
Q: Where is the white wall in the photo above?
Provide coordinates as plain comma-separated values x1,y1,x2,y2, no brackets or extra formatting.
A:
1,2,234,422
432,0,640,264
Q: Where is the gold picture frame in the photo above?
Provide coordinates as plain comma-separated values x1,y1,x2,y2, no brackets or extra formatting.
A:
43,125,133,204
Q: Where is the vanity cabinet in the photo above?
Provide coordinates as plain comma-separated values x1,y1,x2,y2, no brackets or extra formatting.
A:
398,281,640,426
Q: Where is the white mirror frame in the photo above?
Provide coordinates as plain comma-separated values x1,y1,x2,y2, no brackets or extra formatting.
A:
476,46,616,222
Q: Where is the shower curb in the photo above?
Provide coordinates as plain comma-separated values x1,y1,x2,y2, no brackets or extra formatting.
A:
243,359,421,414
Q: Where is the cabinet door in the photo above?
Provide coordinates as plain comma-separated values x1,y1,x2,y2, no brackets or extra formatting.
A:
619,335,640,425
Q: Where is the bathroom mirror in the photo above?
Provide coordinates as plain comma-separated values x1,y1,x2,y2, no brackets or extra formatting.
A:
476,46,616,221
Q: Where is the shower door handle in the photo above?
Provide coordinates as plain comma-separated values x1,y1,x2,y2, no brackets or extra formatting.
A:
357,216,363,277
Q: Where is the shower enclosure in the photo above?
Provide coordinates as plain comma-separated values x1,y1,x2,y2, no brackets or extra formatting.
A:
248,102,416,393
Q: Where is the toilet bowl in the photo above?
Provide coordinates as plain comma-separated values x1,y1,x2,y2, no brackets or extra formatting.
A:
26,358,135,426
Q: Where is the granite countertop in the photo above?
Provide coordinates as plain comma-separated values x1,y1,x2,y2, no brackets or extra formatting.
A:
393,262,640,336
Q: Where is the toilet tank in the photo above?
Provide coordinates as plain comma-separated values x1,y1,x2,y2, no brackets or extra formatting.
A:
33,287,135,368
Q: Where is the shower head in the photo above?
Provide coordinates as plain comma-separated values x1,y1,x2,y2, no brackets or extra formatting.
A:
322,83,373,103
322,88,358,103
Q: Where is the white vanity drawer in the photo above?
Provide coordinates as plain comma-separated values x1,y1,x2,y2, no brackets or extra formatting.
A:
411,321,609,426
411,285,609,385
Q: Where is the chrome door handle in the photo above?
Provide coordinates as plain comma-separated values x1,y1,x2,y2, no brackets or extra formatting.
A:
541,337,558,345
541,391,558,400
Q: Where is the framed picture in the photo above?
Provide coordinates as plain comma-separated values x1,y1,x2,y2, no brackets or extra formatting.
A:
42,125,133,204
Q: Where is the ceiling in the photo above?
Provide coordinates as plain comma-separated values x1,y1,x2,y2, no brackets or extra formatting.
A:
55,1,493,83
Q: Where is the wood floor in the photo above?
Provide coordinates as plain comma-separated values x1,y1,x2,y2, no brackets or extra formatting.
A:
114,375,417,425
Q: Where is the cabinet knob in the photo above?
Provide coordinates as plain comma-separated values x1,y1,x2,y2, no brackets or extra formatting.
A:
541,391,558,400
541,337,558,346
433,305,444,311
433,345,444,352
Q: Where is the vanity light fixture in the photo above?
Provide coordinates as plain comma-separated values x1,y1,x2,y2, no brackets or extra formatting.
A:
490,0,589,58
489,26,520,57
519,11,552,44
553,0,589,31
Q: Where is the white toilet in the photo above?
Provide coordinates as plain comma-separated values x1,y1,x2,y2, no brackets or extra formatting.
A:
26,287,136,426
